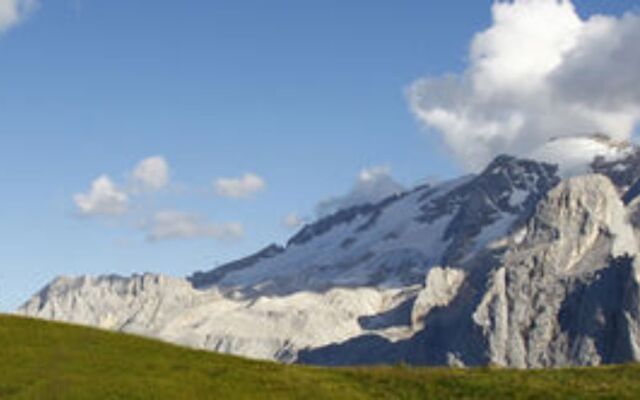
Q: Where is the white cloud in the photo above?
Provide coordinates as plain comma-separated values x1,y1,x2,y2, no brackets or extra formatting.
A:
73,175,129,216
530,135,631,177
282,212,304,229
408,0,640,171
73,156,169,217
316,165,404,216
214,173,266,199
0,0,36,33
143,211,244,242
130,156,170,193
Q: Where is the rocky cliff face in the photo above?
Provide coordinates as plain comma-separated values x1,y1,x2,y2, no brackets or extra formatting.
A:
18,136,640,368
471,174,640,368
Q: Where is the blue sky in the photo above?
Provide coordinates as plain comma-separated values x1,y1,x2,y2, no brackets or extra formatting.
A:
1,0,638,310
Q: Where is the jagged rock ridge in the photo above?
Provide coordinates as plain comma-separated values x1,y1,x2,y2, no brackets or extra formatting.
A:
18,135,640,368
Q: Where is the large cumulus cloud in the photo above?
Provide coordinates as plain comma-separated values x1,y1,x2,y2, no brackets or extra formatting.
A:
408,0,640,170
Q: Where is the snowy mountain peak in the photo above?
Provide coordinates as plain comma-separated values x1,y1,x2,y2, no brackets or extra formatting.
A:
18,146,640,368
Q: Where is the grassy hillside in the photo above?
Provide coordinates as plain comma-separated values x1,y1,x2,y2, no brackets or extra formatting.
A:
1,316,640,399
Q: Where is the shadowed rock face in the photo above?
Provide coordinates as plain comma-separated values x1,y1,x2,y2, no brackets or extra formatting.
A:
419,155,559,266
18,141,640,368
472,175,639,368
300,175,640,368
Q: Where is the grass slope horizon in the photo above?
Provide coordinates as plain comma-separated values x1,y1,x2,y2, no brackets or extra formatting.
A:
1,315,640,399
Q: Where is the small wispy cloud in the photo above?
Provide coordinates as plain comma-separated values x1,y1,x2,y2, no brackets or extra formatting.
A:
72,158,260,244
0,0,37,33
142,211,244,242
73,175,129,216
282,212,304,230
130,156,170,193
73,156,171,217
214,173,266,199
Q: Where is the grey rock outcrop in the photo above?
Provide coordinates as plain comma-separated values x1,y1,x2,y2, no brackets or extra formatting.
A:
298,174,640,367
411,267,465,330
474,174,640,367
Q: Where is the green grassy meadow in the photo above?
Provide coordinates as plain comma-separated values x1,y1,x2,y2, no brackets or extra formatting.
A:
1,315,639,399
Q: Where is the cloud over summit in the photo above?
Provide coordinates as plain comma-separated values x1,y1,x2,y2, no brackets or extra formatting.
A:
316,166,404,217
408,0,640,170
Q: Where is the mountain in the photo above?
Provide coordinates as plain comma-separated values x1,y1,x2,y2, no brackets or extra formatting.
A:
18,134,640,368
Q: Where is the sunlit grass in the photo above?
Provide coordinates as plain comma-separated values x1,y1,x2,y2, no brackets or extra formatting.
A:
0,315,639,399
